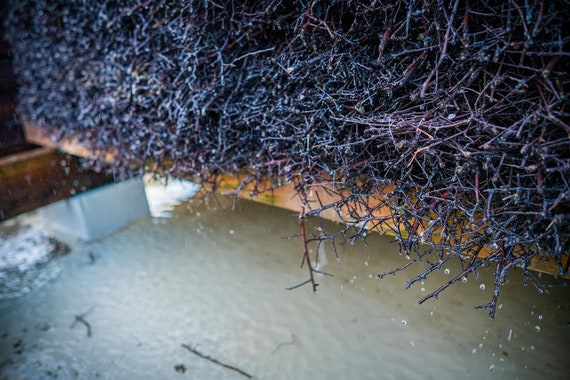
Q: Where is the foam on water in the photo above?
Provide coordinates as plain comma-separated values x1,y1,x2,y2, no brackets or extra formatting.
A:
0,226,66,300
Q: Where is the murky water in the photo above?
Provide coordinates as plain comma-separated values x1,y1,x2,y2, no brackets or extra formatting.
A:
1,193,569,379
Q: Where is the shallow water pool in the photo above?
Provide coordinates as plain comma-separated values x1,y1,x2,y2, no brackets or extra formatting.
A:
1,194,569,379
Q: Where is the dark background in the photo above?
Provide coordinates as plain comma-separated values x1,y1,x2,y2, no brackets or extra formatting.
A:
0,0,29,157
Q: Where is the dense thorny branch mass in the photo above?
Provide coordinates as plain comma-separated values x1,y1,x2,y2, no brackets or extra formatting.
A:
6,0,569,316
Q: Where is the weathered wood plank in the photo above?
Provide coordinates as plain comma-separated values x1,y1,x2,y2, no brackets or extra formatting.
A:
23,120,117,162
0,146,114,221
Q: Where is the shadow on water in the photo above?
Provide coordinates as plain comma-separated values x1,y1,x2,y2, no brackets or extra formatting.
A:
1,194,569,379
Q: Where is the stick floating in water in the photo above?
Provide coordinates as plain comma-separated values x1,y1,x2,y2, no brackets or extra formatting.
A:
181,343,253,379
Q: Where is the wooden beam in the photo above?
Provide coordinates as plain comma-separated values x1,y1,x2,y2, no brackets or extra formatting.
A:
23,120,117,162
0,146,114,221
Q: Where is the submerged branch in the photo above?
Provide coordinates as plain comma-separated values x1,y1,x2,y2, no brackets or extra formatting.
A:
181,344,253,379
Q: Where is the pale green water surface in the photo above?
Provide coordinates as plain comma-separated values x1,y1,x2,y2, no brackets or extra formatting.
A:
0,193,569,379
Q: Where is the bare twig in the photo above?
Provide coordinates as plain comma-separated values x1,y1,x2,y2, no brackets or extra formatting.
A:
181,344,253,379
70,307,94,337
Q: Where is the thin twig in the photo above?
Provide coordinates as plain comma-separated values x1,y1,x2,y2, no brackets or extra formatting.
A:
71,308,94,337
181,344,253,379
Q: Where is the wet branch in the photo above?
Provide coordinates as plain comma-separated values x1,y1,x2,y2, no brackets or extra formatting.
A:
181,344,253,379
287,205,320,292
70,308,94,337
